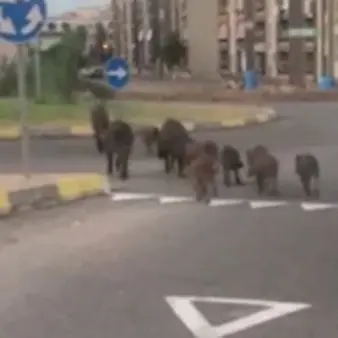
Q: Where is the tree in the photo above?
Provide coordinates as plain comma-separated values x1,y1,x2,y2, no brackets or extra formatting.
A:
0,57,17,96
54,28,88,102
75,25,88,69
161,31,186,71
89,22,108,64
61,22,71,32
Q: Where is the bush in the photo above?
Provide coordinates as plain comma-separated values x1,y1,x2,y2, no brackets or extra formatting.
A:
0,26,88,103
0,56,17,97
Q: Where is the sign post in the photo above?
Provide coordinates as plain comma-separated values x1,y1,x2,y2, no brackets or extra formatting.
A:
104,57,130,119
0,0,47,179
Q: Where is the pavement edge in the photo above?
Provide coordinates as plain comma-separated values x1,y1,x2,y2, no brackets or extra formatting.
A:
0,107,277,140
0,174,109,217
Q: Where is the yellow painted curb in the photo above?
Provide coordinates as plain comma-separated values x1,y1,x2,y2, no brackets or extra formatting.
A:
0,189,10,215
56,174,105,201
70,125,92,136
0,127,20,139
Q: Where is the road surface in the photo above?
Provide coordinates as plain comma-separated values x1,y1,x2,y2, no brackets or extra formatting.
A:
1,102,338,337
0,196,336,337
1,102,338,202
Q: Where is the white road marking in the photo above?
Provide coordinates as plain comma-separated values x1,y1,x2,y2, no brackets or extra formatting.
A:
165,295,311,338
250,200,289,209
109,192,338,212
300,202,338,211
209,199,244,207
159,196,195,204
111,192,156,201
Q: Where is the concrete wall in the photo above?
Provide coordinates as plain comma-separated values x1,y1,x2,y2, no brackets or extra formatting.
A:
186,0,219,80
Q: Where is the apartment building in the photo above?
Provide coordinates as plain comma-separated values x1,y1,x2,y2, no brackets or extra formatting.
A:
174,0,317,77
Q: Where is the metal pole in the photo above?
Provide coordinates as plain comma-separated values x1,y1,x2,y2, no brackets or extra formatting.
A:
142,0,150,65
158,6,165,79
119,0,126,57
34,36,41,100
17,45,30,180
125,0,134,69
316,0,324,80
228,0,237,73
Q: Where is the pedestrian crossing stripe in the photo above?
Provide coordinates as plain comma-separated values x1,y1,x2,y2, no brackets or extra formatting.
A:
110,192,338,211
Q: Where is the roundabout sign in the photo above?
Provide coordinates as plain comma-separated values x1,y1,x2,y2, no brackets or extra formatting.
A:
0,0,47,44
0,0,47,179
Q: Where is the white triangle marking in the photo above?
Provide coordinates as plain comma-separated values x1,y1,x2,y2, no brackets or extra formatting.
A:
165,296,311,338
209,199,244,207
111,192,155,201
250,200,288,209
159,196,195,204
301,202,338,211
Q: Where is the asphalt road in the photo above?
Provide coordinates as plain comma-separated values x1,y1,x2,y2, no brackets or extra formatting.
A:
1,102,338,337
1,102,338,202
0,196,337,337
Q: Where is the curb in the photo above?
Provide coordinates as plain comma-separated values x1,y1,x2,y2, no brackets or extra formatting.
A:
0,108,277,140
0,174,109,217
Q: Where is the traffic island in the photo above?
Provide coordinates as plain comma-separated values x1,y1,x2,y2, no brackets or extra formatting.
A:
0,174,110,217
0,99,277,140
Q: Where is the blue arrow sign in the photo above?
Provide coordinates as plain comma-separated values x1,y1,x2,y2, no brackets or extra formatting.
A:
0,0,47,44
105,57,130,90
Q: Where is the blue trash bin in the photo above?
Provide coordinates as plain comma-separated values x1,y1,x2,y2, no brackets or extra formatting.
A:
318,76,335,90
244,71,258,90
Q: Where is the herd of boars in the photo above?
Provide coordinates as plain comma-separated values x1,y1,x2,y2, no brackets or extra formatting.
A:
90,102,320,202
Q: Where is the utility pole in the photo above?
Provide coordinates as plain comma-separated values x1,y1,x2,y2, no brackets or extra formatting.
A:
125,0,134,69
228,0,237,74
34,36,41,100
142,0,150,66
316,0,324,81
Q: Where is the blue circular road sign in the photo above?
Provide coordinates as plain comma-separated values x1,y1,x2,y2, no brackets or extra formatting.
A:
105,57,130,90
0,0,47,44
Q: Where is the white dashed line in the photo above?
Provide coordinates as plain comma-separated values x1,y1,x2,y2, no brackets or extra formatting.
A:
110,192,338,212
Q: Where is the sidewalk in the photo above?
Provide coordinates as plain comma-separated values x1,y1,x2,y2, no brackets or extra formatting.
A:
0,173,108,216
117,79,338,103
